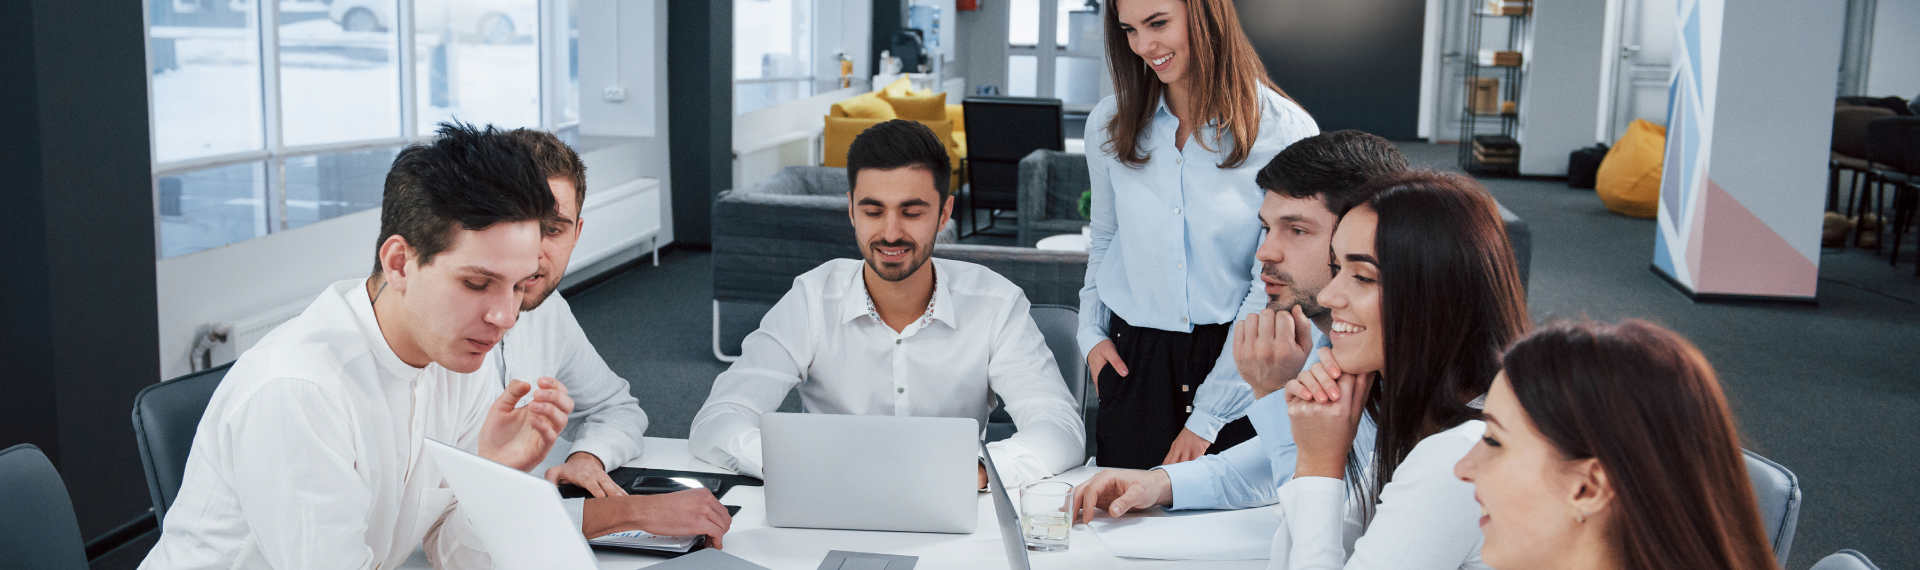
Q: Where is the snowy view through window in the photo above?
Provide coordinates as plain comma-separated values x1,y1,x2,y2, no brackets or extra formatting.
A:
149,0,555,259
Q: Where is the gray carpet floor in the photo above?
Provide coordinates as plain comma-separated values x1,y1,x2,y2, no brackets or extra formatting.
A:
563,142,1920,570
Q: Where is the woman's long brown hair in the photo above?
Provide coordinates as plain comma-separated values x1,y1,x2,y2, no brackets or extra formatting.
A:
1349,171,1530,518
1503,320,1779,570
1100,0,1290,169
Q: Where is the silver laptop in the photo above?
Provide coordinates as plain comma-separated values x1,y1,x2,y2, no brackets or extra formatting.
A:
761,412,979,533
424,438,600,570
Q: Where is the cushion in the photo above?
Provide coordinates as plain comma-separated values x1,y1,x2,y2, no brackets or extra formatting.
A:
882,90,948,121
1596,119,1665,219
882,76,914,98
948,104,965,133
824,116,957,171
830,92,896,120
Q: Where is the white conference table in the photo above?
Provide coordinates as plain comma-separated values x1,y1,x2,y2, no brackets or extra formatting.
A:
404,437,1267,570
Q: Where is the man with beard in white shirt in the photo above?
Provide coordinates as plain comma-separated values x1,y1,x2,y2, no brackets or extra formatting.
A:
689,120,1085,491
483,129,730,539
139,123,716,570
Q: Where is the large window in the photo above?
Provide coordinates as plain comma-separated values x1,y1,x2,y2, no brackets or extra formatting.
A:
734,0,813,115
146,0,578,259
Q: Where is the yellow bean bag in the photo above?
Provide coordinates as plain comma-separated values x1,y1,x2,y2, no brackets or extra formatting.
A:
1595,119,1666,219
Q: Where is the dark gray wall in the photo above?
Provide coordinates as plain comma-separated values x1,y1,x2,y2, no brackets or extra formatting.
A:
0,0,164,540
667,0,732,247
1235,0,1427,140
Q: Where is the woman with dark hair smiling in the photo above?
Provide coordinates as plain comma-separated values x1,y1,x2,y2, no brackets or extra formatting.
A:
1081,0,1319,469
1454,320,1778,570
1274,170,1527,569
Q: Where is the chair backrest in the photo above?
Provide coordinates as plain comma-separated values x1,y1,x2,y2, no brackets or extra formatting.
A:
0,444,89,570
1905,125,1920,176
133,364,231,524
1019,149,1092,222
1833,106,1895,158
963,97,1064,209
1810,549,1881,570
1866,116,1920,170
1744,449,1802,566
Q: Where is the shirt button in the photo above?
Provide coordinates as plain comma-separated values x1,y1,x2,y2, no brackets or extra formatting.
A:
1173,208,1181,214
897,387,905,394
1181,317,1189,323
1176,262,1184,269
895,339,902,345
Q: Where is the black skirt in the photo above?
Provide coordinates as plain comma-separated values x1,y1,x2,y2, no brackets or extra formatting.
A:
1094,313,1258,469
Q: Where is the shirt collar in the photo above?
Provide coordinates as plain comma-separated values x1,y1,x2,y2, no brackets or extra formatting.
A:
839,259,957,330
349,277,426,379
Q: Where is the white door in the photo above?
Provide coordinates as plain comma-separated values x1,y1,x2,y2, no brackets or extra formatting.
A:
1008,0,1111,113
1603,0,1676,142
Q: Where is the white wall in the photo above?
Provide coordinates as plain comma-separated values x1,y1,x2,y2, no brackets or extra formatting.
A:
1517,0,1608,175
1866,0,1920,98
816,0,873,91
578,0,659,137
153,0,676,380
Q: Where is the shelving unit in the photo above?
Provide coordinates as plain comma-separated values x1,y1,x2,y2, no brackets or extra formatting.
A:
1457,3,1532,175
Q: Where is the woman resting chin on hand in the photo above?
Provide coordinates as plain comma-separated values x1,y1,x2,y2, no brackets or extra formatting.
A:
1267,170,1528,570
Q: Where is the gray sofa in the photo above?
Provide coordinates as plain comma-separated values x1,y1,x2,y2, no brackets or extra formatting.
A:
711,166,1083,360
1017,150,1092,247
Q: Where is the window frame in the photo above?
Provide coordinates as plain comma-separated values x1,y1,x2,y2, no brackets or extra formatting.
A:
144,0,578,259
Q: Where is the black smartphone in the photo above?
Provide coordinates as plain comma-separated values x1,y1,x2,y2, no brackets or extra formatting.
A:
627,476,723,496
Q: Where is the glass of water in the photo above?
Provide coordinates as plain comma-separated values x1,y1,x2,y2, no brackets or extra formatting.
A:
1020,480,1073,552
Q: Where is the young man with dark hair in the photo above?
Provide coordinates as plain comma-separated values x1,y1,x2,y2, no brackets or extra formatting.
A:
140,123,710,570
688,120,1085,490
1072,130,1408,520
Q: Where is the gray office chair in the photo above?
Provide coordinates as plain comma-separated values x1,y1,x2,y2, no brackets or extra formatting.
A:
1744,449,1802,566
985,304,1096,459
133,363,232,525
0,444,90,570
1810,549,1881,570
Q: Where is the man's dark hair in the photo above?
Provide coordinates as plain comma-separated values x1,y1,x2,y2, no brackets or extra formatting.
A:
846,119,952,200
506,128,587,213
1254,130,1410,216
372,122,556,274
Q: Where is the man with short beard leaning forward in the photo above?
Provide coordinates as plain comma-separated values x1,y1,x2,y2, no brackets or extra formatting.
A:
1073,131,1409,520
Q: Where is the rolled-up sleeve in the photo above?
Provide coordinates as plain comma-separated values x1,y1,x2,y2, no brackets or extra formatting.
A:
688,281,817,477
987,293,1088,490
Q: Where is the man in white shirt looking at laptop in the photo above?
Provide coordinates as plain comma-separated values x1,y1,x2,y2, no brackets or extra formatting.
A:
689,119,1086,491
142,123,577,570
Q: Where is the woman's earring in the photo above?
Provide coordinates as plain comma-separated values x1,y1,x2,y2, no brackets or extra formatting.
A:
1575,510,1589,524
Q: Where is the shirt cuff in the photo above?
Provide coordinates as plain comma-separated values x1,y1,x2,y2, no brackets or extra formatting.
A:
566,437,639,472
1182,411,1229,442
1075,329,1110,362
1155,461,1221,511
562,497,585,533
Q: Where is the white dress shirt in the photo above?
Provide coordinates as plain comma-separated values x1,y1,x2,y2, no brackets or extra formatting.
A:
1079,87,1320,442
689,258,1086,490
498,291,648,468
142,278,496,570
1268,421,1490,570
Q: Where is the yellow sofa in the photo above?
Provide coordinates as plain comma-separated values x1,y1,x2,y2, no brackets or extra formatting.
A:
823,78,967,189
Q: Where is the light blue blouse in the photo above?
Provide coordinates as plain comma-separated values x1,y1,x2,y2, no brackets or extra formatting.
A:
1078,87,1318,440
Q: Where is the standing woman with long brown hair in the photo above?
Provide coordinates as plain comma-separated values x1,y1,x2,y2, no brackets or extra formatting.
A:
1079,0,1318,469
